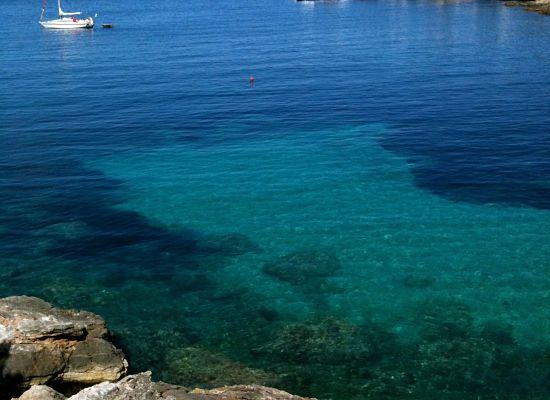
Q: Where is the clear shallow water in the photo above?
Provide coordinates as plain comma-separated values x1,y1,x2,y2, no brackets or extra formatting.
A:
1,0,550,399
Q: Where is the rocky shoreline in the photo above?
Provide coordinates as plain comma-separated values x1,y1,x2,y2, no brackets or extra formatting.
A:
503,0,550,15
0,296,314,400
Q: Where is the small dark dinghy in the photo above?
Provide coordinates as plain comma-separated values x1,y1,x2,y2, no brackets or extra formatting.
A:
102,23,113,28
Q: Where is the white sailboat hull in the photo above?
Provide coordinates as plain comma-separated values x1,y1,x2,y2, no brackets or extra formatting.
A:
40,17,93,29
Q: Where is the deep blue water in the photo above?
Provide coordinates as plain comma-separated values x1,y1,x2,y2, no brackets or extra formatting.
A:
1,0,550,399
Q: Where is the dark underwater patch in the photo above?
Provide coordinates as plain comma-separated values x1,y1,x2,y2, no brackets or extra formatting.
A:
263,250,341,286
380,124,550,209
254,317,394,365
163,347,276,389
0,141,271,294
0,144,276,389
415,298,474,341
196,232,262,257
411,163,550,209
401,273,436,289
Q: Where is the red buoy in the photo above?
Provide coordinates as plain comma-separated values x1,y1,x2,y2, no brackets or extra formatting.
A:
249,75,255,87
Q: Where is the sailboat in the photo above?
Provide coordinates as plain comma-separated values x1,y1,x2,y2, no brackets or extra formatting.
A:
39,0,94,29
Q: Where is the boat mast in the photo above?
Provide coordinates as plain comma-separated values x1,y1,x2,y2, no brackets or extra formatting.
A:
58,0,62,18
40,0,47,20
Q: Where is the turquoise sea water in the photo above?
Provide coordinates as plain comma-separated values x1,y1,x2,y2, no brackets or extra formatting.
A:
1,0,550,399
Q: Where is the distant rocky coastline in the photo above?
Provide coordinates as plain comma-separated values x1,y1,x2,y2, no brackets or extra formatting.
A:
503,0,550,15
297,0,550,16
0,296,314,400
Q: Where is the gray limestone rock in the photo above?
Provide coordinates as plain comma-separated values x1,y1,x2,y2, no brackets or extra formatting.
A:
16,385,66,400
0,296,127,394
65,373,314,400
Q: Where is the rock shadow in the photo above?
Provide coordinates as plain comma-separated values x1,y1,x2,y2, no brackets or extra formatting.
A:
0,342,24,400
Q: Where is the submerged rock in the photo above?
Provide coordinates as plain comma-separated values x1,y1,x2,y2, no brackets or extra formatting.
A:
401,274,435,289
197,233,261,257
256,317,391,365
413,338,497,394
415,298,474,341
164,347,276,388
0,296,127,396
252,318,401,400
359,368,417,400
262,250,341,286
479,321,516,346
